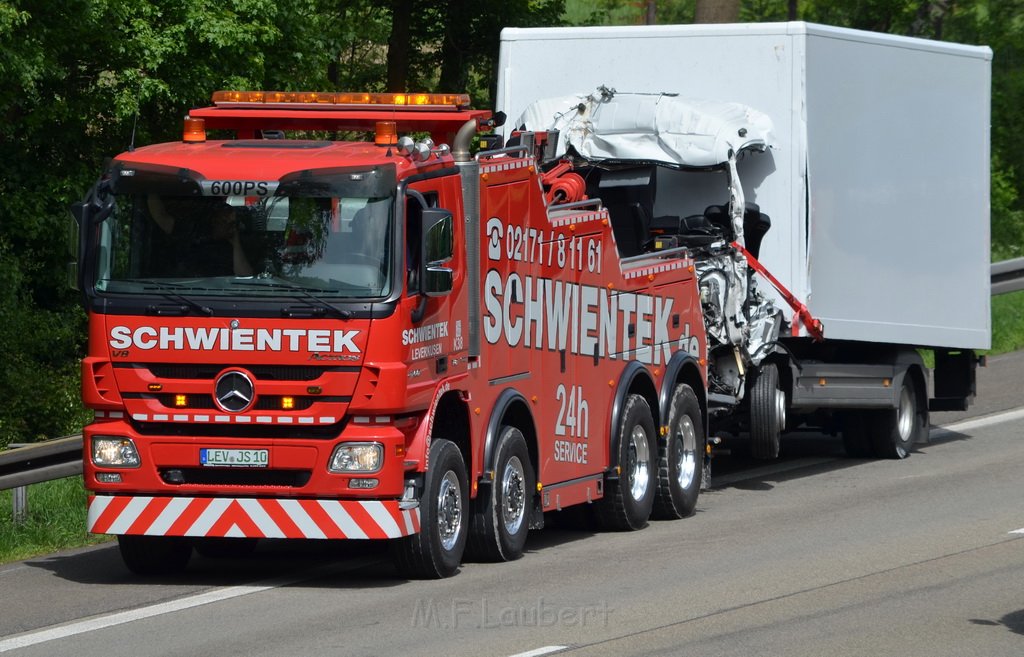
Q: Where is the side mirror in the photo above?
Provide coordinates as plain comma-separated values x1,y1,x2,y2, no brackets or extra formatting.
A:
422,267,453,295
68,178,113,298
422,208,453,264
420,209,454,297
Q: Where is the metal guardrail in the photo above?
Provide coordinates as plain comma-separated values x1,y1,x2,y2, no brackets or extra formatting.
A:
0,258,1022,514
991,257,1024,295
0,435,83,492
1,436,82,523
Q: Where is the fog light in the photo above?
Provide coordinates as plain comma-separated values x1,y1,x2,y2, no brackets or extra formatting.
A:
92,436,141,468
328,443,382,473
96,472,122,484
175,394,188,407
281,396,294,410
349,478,379,489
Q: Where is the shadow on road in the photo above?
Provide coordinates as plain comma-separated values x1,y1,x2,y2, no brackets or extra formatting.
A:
25,538,406,588
23,519,605,587
706,424,979,492
1001,609,1024,636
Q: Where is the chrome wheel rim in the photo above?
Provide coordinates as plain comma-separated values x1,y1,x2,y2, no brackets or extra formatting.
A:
675,415,697,490
501,456,526,535
437,471,462,551
627,425,651,501
775,388,787,433
897,385,914,441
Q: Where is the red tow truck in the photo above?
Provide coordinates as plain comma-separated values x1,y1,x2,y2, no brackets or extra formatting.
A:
73,91,711,577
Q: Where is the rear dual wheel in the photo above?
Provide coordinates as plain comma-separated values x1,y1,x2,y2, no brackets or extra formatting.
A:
468,426,534,562
654,385,703,519
842,374,927,460
597,394,657,530
872,375,927,459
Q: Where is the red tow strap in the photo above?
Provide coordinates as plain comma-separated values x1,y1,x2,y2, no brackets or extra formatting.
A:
731,241,825,341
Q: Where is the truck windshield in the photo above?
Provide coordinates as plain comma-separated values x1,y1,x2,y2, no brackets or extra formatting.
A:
94,192,394,299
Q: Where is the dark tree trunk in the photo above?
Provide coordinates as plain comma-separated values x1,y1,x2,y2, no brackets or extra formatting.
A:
438,0,472,93
386,0,412,92
694,0,740,23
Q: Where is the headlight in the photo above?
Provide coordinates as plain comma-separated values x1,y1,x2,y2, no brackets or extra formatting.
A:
328,443,382,473
91,436,141,468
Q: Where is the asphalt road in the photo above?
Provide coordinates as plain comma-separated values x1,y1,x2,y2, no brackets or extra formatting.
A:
1,352,1022,657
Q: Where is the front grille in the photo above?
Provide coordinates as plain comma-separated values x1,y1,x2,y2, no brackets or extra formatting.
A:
154,394,318,411
120,363,359,381
160,468,312,488
133,419,346,439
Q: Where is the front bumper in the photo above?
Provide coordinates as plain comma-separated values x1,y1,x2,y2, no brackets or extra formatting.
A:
87,494,420,539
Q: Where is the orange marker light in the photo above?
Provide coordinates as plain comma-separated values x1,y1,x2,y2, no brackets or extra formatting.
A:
375,121,398,146
183,117,206,143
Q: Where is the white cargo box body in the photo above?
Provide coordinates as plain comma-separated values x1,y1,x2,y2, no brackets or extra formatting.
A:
497,22,991,350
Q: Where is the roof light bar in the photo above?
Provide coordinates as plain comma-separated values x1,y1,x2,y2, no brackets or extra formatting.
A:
211,91,471,109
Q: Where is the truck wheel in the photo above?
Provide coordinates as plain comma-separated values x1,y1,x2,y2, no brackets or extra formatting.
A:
653,384,703,519
468,426,534,562
117,535,192,576
871,375,927,459
597,394,656,531
392,439,468,578
841,411,876,458
749,362,784,459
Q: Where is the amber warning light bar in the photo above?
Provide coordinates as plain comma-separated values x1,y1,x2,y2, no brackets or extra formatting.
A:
211,91,471,110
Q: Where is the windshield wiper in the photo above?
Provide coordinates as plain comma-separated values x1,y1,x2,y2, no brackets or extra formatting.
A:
232,278,354,320
128,279,214,316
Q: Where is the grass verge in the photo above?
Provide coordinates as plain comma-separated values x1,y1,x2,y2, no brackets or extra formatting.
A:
0,477,111,565
990,289,1024,354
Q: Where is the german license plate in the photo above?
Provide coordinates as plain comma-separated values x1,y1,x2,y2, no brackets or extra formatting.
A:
200,448,269,468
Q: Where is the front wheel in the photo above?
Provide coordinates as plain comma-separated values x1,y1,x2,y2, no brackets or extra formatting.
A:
468,426,534,562
653,384,703,519
392,439,469,579
597,394,657,531
118,535,192,576
749,362,785,460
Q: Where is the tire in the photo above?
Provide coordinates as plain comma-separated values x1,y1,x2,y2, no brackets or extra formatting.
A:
841,411,876,458
468,426,534,562
749,362,785,460
117,535,192,576
597,394,657,531
193,537,259,559
391,439,469,579
653,385,703,519
871,374,927,459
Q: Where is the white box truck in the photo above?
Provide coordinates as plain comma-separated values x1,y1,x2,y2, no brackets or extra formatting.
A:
495,22,991,459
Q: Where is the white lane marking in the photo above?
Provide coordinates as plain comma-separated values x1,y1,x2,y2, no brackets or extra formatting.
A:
0,559,375,653
1010,528,1024,535
933,407,1024,437
509,647,568,657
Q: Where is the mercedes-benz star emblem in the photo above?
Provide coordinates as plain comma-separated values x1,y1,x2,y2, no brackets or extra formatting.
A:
214,370,254,413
